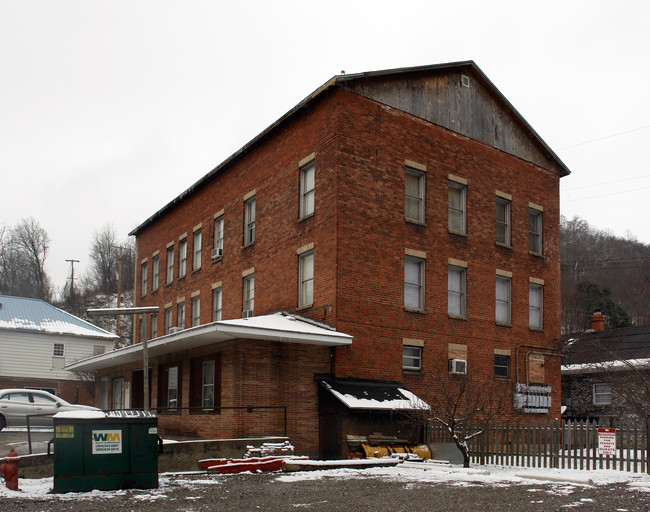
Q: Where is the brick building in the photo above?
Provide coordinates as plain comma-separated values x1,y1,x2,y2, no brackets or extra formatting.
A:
68,62,569,458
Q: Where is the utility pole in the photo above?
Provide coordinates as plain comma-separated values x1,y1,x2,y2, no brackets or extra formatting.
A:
65,259,80,297
112,245,129,346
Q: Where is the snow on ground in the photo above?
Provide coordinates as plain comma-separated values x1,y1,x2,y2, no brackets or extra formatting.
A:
2,463,650,500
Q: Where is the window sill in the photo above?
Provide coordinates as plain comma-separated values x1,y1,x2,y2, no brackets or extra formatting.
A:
189,408,221,415
178,275,186,281
448,230,468,237
528,251,544,258
211,256,223,264
405,218,426,226
242,242,255,250
151,288,158,295
404,307,426,314
403,368,422,374
191,268,201,275
495,321,512,328
297,304,313,311
298,213,314,223
448,314,468,321
529,327,544,333
496,242,512,250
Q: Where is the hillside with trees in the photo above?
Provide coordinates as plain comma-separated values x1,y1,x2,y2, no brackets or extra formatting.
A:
561,216,650,333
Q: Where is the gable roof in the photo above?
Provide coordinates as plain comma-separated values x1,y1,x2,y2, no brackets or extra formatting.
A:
131,61,569,237
0,295,118,340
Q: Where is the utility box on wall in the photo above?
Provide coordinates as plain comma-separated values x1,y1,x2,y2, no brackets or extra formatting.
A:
53,410,159,493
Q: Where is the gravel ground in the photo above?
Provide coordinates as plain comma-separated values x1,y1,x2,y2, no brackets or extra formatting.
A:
3,470,650,512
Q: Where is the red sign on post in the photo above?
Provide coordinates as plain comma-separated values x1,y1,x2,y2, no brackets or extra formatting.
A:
597,428,617,456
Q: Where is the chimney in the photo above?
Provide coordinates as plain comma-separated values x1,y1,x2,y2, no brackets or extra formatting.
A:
590,311,605,331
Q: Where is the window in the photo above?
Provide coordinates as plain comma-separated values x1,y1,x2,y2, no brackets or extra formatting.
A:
179,238,187,278
191,295,201,327
164,307,172,335
300,160,315,218
158,364,181,411
151,314,158,339
193,229,202,271
214,215,224,257
299,251,314,307
448,181,466,234
243,274,255,314
495,276,511,325
593,383,612,405
53,343,64,357
403,346,422,371
494,354,510,378
190,355,221,413
152,254,159,291
448,266,466,317
405,167,425,222
112,378,125,410
404,256,425,311
529,283,543,329
529,208,543,254
166,246,174,284
177,301,186,329
496,197,511,245
212,287,222,321
167,366,178,408
244,196,256,245
141,261,148,296
140,314,146,341
98,376,109,410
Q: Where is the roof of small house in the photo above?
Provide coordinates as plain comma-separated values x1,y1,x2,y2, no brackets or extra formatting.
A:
0,295,118,340
130,61,570,237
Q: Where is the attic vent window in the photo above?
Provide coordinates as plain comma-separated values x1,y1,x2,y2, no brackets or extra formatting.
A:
461,75,470,88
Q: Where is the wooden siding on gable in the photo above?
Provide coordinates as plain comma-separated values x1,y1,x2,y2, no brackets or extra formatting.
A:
341,69,563,176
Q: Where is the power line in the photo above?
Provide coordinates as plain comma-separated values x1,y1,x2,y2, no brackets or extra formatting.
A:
561,185,650,202
557,125,650,151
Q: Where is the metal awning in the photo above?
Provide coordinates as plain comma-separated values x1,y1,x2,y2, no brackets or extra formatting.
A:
66,311,352,372
318,377,429,411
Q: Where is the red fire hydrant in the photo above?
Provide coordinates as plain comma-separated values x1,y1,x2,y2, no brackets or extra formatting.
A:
0,449,19,490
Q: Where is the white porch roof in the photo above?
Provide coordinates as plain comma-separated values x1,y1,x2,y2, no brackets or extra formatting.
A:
65,311,352,372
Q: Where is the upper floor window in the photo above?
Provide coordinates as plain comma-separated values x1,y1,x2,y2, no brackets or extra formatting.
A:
164,307,172,335
405,167,425,222
529,282,543,329
212,287,222,322
151,313,158,339
448,180,467,234
404,256,425,311
213,215,224,258
495,275,511,325
193,228,202,271
141,261,148,296
299,250,314,307
166,246,174,284
243,273,255,315
244,196,256,246
300,160,315,218
448,265,466,317
403,345,422,371
179,238,187,278
191,295,201,327
152,254,160,291
529,208,543,254
177,301,186,329
53,343,64,357
496,196,511,246
494,354,510,378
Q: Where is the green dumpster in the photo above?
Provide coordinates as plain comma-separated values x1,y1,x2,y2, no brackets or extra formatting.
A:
53,410,159,493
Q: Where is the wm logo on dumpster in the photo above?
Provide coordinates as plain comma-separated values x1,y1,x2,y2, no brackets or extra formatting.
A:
93,432,121,442
91,429,123,454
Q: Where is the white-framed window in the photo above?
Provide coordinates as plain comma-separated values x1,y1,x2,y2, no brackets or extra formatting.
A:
529,283,543,329
243,274,255,314
405,167,425,222
193,229,202,271
300,160,315,218
191,295,201,327
140,314,146,341
403,346,422,371
112,377,125,410
179,238,187,278
495,276,511,325
166,246,174,284
151,313,158,339
404,256,425,311
202,360,215,408
529,208,543,254
164,307,172,335
494,354,510,378
448,181,466,234
448,266,466,317
177,301,186,329
299,251,314,307
593,383,612,405
98,376,109,410
496,197,511,245
152,254,159,291
212,287,222,321
167,366,179,408
141,261,148,296
244,196,256,245
214,215,224,257
53,343,64,357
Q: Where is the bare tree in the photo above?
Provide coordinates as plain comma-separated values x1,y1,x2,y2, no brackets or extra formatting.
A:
87,223,120,295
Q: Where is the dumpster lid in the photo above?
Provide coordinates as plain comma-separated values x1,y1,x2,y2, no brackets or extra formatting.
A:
105,410,157,418
53,410,158,420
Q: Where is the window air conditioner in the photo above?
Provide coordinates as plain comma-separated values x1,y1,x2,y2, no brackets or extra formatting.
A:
448,359,467,374
169,327,183,334
242,310,254,319
211,248,223,259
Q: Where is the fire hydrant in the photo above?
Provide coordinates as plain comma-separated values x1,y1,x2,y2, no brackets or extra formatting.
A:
0,449,19,490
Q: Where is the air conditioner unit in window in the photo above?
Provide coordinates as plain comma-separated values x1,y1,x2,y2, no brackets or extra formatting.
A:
448,359,467,374
211,248,223,259
242,310,254,319
169,327,184,334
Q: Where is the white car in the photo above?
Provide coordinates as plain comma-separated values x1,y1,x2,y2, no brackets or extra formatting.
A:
0,388,100,430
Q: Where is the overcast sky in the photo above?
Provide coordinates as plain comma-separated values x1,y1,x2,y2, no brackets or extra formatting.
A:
2,1,649,292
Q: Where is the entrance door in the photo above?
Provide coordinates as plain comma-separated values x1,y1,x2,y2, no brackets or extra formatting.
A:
131,369,152,409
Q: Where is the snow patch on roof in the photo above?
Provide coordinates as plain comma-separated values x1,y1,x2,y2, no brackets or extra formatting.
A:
562,358,650,374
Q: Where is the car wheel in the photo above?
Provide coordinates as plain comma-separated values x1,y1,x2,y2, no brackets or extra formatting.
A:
0,415,5,432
